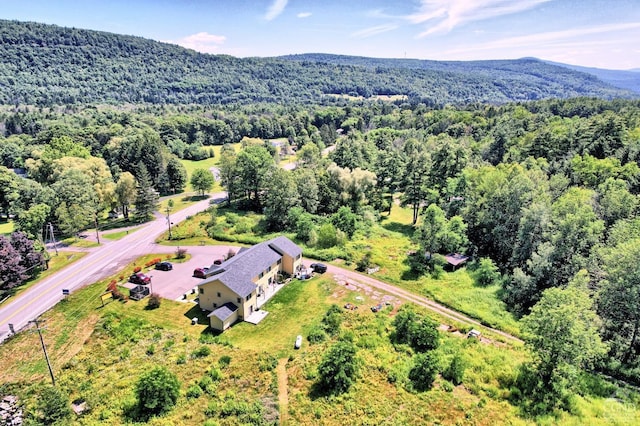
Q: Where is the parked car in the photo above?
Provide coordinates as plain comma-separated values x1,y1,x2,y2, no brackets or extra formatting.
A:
370,302,385,313
154,261,173,271
467,329,482,339
294,335,302,349
310,263,327,273
129,272,151,285
193,267,209,278
213,258,224,265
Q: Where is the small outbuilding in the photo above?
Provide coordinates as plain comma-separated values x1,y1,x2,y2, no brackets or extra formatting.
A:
208,302,239,331
445,253,469,270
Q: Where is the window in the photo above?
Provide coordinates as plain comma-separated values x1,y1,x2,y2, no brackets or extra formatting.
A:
246,294,251,301
259,272,264,278
277,259,282,265
237,298,241,304
213,303,217,308
296,254,301,259
267,265,272,272
199,288,204,294
217,292,221,298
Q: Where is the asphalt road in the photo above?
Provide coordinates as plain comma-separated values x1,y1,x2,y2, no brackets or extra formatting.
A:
0,192,227,343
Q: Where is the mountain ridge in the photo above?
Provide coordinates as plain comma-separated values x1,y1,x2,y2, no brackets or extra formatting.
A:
0,19,636,106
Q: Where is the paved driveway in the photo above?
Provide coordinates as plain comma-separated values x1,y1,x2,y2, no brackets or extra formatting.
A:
143,245,240,301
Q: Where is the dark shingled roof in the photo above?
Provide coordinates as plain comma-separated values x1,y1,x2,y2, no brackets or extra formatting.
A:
199,236,300,298
208,302,238,321
268,235,303,258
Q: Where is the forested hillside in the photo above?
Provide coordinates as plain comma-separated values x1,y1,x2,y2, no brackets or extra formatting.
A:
0,19,636,106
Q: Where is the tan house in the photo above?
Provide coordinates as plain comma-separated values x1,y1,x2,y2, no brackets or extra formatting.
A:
197,236,303,331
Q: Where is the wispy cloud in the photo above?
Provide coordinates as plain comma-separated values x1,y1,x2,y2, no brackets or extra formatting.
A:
352,24,399,39
265,0,288,21
445,22,640,54
297,12,312,18
166,32,227,54
410,0,553,37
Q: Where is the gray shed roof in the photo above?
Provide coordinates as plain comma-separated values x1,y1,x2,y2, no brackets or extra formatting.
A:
208,302,238,321
200,236,300,298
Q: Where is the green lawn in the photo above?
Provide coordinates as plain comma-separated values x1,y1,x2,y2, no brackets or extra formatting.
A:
102,227,142,241
0,220,14,235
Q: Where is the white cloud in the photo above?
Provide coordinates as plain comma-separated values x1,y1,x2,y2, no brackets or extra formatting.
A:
407,0,552,37
445,22,640,53
297,12,312,18
352,24,399,39
265,0,288,21
166,32,227,54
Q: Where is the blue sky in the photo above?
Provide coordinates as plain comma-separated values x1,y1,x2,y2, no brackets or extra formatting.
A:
2,0,639,70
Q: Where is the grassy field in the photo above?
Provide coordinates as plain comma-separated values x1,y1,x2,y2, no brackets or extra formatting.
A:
0,220,14,235
1,257,636,425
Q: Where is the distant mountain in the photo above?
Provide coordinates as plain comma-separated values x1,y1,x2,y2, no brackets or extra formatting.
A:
543,60,640,94
0,20,636,106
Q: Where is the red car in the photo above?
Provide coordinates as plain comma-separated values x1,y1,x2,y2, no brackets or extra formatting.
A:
129,272,151,285
193,267,209,278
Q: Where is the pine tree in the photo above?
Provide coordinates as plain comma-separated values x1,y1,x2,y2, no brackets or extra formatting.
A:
134,164,159,222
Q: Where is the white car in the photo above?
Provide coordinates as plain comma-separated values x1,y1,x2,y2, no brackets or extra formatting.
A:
294,335,302,349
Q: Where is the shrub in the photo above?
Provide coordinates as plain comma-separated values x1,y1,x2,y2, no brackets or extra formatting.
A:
186,384,203,399
175,247,187,259
192,345,211,358
307,325,327,344
476,258,500,286
208,367,223,381
321,304,343,336
133,266,142,273
443,354,466,385
356,251,373,272
316,341,359,395
147,293,161,309
409,317,440,352
176,354,187,365
146,344,155,355
135,366,181,416
409,352,439,392
37,386,71,424
218,355,232,368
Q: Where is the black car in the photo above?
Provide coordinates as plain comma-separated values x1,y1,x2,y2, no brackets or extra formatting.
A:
155,261,173,271
310,263,327,273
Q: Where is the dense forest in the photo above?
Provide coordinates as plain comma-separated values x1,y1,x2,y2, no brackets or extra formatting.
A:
2,17,640,422
0,20,637,106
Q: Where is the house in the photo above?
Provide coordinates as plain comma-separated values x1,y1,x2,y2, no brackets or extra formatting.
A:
197,236,303,331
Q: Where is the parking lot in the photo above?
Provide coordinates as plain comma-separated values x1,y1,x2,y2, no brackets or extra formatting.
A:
125,245,240,301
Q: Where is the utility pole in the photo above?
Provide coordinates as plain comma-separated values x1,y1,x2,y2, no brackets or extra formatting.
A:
166,199,174,240
30,318,56,386
94,213,100,244
48,222,58,256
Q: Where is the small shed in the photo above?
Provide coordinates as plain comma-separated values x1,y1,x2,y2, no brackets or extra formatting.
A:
208,302,239,331
445,253,469,270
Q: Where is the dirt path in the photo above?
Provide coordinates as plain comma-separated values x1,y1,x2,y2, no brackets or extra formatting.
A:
276,358,289,425
326,265,522,344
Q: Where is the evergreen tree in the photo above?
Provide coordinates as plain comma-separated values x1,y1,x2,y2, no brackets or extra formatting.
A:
134,164,159,222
